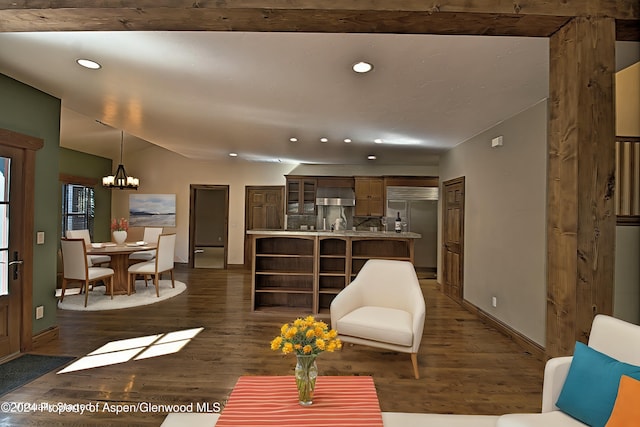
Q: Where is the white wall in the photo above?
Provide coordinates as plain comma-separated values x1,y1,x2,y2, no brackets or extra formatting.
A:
438,100,548,345
109,144,439,265
110,145,295,265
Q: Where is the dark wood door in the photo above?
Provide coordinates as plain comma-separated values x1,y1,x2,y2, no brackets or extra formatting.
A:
442,177,465,302
244,186,284,269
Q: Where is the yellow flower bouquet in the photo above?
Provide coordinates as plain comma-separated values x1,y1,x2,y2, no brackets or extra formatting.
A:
270,315,342,356
270,315,342,406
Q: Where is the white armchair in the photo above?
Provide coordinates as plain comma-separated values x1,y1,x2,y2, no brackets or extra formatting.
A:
330,259,426,379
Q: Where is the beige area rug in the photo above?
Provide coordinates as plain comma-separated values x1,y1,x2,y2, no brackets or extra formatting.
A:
57,280,186,311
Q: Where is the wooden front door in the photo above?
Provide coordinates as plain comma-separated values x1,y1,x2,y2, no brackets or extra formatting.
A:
0,128,42,359
442,177,465,302
244,186,284,269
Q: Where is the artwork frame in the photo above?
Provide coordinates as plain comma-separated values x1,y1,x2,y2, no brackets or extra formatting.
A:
129,194,176,227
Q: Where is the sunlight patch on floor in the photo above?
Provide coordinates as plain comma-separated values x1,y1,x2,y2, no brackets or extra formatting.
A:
58,327,204,374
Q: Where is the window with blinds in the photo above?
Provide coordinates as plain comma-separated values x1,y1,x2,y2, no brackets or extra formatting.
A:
616,136,640,225
61,183,95,237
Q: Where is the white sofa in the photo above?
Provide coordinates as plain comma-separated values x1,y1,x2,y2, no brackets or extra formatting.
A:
384,314,640,427
164,315,640,427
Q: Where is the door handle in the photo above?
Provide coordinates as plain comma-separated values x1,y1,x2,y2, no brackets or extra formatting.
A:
10,252,23,280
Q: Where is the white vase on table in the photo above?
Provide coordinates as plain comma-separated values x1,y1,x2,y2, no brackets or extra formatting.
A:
113,230,127,244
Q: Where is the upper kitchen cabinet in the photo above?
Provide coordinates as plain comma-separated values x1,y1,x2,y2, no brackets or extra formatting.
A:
286,176,317,215
354,177,384,217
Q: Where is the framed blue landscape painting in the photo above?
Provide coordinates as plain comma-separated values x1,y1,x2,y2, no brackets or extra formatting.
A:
129,194,176,227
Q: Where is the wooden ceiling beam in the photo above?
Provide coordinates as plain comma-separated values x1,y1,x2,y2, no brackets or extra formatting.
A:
0,1,637,40
0,1,637,18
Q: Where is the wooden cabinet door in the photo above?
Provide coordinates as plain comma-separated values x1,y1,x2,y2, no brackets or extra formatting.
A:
286,177,316,215
355,177,384,216
286,178,301,214
368,178,384,216
301,179,317,214
354,178,370,216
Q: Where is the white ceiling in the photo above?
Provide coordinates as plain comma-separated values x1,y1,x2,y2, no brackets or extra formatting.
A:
0,32,637,166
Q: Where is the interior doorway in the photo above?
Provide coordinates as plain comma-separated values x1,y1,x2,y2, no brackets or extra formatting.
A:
189,185,229,269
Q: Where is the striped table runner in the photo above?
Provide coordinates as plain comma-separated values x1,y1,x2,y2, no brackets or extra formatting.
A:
216,376,384,426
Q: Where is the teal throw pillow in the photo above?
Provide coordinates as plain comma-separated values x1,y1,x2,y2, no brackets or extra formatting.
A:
555,342,640,427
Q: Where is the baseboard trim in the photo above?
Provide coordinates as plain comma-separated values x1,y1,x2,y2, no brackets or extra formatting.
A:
460,299,545,360
31,326,59,350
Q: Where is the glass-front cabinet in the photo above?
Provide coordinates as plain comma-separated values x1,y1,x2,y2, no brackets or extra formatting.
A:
286,177,317,215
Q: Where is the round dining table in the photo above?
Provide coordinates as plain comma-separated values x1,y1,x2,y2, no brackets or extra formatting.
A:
86,242,157,295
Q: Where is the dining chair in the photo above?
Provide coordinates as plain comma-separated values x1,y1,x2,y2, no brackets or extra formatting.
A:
127,233,176,297
129,227,163,262
60,238,115,307
65,229,111,266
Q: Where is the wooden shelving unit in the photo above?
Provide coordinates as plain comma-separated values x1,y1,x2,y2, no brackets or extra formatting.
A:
250,233,416,315
317,237,349,314
252,236,316,313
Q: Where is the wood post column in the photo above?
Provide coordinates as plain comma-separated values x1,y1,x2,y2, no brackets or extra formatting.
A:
546,17,617,358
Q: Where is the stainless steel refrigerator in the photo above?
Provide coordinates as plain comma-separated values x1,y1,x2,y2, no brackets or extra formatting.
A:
386,187,438,269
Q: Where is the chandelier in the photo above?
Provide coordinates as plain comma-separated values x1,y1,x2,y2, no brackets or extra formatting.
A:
102,131,139,190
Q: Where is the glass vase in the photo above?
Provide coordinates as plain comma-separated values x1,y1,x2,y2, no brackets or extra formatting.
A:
295,354,318,406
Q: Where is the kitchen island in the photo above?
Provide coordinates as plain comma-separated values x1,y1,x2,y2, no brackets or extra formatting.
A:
247,229,421,315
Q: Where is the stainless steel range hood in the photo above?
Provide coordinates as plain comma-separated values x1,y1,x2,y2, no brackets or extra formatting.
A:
315,187,356,206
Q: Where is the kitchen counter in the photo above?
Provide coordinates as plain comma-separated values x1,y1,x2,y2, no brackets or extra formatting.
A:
247,229,421,238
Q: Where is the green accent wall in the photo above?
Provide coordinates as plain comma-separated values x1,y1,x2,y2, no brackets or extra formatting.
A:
0,73,61,335
59,147,112,243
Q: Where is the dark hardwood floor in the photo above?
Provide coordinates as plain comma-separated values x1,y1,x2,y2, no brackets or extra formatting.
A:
1,266,544,426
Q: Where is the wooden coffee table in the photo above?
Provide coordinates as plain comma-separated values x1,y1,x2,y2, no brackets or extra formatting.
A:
216,376,383,426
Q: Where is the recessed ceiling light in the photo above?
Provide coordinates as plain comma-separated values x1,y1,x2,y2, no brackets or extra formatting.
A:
76,58,101,70
367,155,377,160
320,138,328,143
353,61,373,73
289,137,298,142
229,152,238,157
374,138,383,144
344,138,352,143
